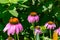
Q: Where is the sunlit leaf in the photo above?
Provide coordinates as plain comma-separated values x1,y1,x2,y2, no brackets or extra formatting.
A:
42,5,48,12
0,0,19,4
9,7,18,17
48,3,53,9
55,12,60,20
9,0,19,4
19,0,28,3
0,0,9,4
36,34,40,40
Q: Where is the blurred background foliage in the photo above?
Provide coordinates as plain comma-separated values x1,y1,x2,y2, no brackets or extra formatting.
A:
0,0,60,40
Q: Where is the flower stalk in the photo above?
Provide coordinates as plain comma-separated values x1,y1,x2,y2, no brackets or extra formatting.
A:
17,34,19,40
50,29,51,39
43,33,44,40
36,33,40,40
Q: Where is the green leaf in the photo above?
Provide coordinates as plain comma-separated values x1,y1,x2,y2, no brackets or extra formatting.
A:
48,3,53,9
20,4,29,8
55,12,60,21
36,34,40,40
9,0,19,4
30,26,34,30
9,7,18,17
19,0,28,3
0,0,19,4
22,0,28,3
42,5,48,12
0,0,9,4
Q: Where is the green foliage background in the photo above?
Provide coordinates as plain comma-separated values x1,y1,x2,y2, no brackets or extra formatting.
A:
0,0,60,40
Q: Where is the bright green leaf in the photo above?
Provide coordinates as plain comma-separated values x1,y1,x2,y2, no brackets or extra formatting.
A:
9,7,18,17
0,0,19,4
0,0,9,4
9,0,19,4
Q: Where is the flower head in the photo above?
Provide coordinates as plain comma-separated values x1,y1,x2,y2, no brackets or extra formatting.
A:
44,21,56,29
34,26,42,35
27,12,39,23
3,17,23,35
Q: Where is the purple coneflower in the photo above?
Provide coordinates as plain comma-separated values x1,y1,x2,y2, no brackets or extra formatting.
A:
34,26,42,35
27,12,39,23
34,26,42,40
44,21,56,38
44,21,56,29
3,17,23,40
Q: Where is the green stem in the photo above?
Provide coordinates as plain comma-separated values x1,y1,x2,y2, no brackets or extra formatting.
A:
1,36,2,40
32,23,35,40
17,34,19,40
14,34,16,40
36,33,40,40
43,33,44,40
50,29,51,39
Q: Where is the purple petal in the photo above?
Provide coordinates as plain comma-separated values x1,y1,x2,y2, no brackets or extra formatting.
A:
44,23,48,27
34,15,39,22
18,23,23,32
3,23,11,32
34,29,42,35
27,15,35,23
15,25,19,34
7,25,16,35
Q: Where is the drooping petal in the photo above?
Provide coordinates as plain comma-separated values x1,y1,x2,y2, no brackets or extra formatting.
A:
55,27,60,35
44,22,56,29
3,23,11,32
34,29,42,35
47,25,53,29
15,25,20,34
44,23,48,27
18,23,23,32
7,25,16,35
34,15,39,22
27,15,35,23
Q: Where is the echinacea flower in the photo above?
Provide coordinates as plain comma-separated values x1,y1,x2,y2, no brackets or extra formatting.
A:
55,27,60,35
27,12,39,23
6,36,14,40
3,17,23,36
44,21,56,29
34,26,42,35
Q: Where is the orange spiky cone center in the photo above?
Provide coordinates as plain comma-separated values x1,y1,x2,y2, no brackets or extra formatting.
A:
30,12,37,16
9,17,19,24
48,21,54,25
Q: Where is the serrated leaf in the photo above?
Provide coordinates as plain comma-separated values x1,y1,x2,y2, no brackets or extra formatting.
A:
9,7,18,17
